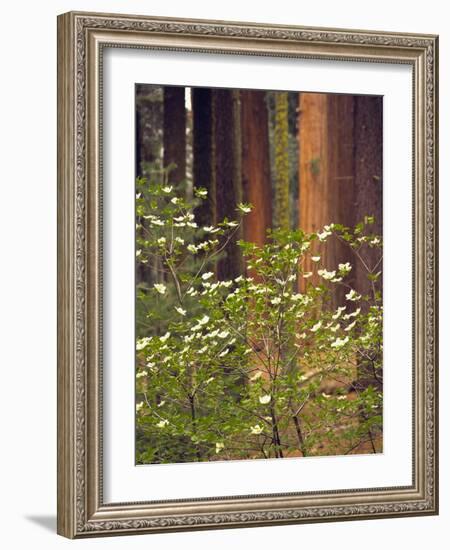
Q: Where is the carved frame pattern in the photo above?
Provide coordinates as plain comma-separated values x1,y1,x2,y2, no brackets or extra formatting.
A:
57,11,438,538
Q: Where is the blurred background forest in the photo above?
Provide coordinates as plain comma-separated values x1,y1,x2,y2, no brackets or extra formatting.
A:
135,86,382,298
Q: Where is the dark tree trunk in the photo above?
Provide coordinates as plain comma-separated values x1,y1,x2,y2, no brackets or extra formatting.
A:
163,86,186,185
241,90,272,247
192,88,215,227
298,92,383,418
352,96,383,396
298,93,383,300
353,95,383,299
213,89,242,280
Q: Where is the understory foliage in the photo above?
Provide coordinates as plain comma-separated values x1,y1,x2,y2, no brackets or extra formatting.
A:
135,176,383,464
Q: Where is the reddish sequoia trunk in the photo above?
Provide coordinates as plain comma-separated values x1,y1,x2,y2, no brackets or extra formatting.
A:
298,92,382,302
241,90,272,247
298,92,356,306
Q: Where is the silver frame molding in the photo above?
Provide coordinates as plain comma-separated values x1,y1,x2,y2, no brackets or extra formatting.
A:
57,11,439,538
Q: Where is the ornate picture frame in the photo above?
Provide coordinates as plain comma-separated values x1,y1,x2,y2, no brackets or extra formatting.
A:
57,11,438,538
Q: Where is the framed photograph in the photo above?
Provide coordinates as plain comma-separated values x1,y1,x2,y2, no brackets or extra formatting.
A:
57,11,438,538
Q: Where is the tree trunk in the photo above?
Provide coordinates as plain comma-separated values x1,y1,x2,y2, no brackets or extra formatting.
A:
274,92,290,230
353,95,383,300
213,89,243,280
352,96,383,397
163,86,186,185
298,92,355,306
192,88,215,227
241,90,272,246
298,92,383,417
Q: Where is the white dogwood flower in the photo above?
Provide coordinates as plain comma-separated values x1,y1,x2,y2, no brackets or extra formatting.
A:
237,203,252,214
344,307,361,319
338,262,352,273
136,337,152,351
332,306,346,320
250,424,264,435
318,269,336,280
330,336,349,349
345,289,361,301
345,320,357,331
317,229,332,241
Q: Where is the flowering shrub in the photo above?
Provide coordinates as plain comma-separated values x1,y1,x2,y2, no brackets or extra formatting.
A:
135,177,383,463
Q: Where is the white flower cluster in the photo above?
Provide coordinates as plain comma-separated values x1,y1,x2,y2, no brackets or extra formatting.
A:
332,306,346,320
236,203,252,214
345,289,361,301
317,224,334,241
203,226,220,234
318,269,336,281
191,315,210,332
338,262,352,274
136,337,152,351
250,424,264,435
173,212,197,228
330,336,349,349
144,214,165,226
